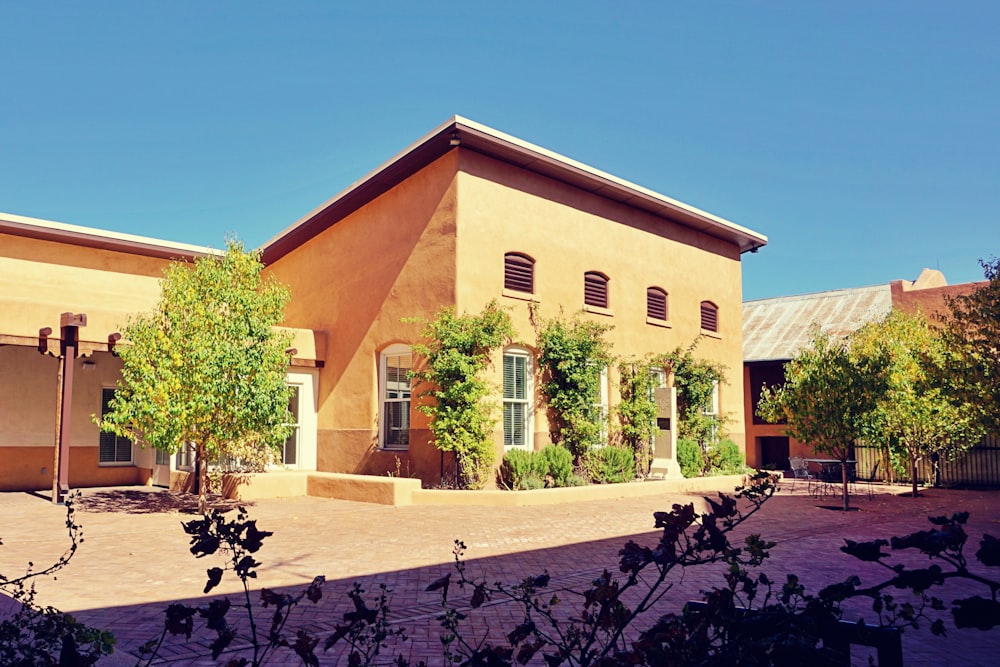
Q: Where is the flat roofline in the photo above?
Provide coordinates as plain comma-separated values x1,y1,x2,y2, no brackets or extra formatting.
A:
0,211,220,261
262,116,768,263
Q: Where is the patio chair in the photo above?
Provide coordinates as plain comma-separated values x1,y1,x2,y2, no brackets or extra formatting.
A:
788,456,813,492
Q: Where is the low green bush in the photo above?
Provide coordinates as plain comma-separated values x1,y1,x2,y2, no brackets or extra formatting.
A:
500,449,543,489
677,437,705,478
706,439,745,475
539,445,574,487
586,445,636,484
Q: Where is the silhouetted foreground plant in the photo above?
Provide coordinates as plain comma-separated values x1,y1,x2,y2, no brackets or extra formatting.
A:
56,476,1000,666
136,507,328,667
0,493,115,666
421,473,1000,666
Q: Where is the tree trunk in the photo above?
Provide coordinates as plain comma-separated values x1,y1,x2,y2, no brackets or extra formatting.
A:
197,443,209,514
841,457,850,511
911,457,919,498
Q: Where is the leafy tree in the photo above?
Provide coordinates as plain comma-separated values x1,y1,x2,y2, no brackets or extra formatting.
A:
942,257,1000,432
853,310,983,497
411,300,514,489
99,241,294,513
757,331,889,510
536,314,614,460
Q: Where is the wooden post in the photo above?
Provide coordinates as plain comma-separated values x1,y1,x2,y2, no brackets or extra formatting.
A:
51,312,86,504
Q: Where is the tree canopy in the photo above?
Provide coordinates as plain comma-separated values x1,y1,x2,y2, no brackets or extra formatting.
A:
757,331,889,509
99,241,294,513
942,257,1000,432
852,309,983,497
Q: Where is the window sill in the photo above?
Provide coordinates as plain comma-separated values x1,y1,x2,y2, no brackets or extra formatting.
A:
502,288,539,303
380,445,410,452
98,462,134,467
583,304,614,317
700,329,722,339
646,317,671,329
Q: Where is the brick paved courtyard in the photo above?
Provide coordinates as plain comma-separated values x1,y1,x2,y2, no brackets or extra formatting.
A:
3,482,999,666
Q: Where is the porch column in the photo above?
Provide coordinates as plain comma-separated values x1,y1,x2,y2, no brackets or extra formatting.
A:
52,312,87,504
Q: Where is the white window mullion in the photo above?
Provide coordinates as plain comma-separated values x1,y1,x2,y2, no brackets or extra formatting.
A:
380,345,412,450
503,350,532,449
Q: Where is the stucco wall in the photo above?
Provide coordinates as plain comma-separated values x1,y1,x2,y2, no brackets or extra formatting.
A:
454,150,748,462
266,152,461,482
0,232,168,340
0,346,148,490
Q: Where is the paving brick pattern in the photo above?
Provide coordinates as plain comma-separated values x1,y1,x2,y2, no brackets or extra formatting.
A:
2,484,999,666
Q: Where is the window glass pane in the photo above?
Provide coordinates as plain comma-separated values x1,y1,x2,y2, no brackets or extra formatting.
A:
99,388,132,464
382,348,412,449
503,351,531,448
283,386,300,465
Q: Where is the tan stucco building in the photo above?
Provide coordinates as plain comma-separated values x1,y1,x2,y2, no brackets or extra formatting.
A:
1,117,767,492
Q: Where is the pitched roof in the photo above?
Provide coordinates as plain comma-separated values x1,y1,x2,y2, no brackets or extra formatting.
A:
742,285,892,362
261,116,768,263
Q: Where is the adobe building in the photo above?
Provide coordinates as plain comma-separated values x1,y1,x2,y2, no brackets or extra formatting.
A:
742,268,985,470
1,116,767,492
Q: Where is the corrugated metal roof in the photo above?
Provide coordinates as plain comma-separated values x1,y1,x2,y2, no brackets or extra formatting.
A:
742,285,892,361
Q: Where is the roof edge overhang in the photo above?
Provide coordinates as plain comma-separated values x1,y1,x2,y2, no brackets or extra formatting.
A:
0,212,220,261
261,116,768,264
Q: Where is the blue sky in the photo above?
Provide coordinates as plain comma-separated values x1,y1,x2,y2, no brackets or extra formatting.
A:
2,1,996,300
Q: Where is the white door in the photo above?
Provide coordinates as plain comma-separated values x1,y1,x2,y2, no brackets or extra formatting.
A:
152,448,171,487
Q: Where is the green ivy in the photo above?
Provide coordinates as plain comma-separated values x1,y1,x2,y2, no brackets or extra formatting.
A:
536,314,614,460
655,342,728,450
616,360,660,477
411,301,514,489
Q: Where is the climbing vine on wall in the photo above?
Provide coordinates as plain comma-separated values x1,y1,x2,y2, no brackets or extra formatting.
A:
410,300,514,489
656,341,728,449
616,358,660,476
535,312,614,461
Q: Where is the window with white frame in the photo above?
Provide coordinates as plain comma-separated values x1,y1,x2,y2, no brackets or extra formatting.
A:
593,366,609,445
703,381,720,417
503,349,532,449
380,345,412,450
99,388,133,465
176,443,194,470
703,380,720,441
282,385,301,465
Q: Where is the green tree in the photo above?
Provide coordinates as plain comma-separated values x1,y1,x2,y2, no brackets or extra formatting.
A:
757,331,888,510
536,314,614,460
942,257,1000,432
411,301,514,489
99,241,294,514
853,310,983,497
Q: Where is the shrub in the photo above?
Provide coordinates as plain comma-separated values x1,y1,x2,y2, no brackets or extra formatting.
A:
586,445,636,484
706,438,744,474
500,449,547,490
677,437,705,478
539,445,574,487
520,474,546,490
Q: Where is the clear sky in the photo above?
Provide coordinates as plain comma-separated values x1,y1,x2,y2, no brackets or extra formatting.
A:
2,1,996,300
